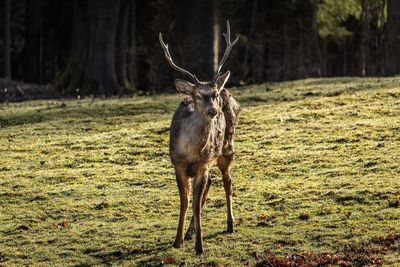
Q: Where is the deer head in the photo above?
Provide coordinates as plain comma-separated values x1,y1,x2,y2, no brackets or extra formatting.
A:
159,21,239,120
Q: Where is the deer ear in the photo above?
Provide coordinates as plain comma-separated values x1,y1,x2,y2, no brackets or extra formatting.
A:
175,79,195,95
215,71,230,90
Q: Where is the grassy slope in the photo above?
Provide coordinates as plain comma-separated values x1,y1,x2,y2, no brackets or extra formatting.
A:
1,77,400,266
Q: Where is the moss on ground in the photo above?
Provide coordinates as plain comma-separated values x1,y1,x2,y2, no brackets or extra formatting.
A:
1,77,400,266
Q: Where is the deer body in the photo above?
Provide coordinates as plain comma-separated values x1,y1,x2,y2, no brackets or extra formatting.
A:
159,21,240,255
170,97,225,171
170,90,240,173
170,84,240,254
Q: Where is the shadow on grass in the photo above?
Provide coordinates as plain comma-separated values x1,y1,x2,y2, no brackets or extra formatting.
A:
204,230,230,240
82,241,172,267
131,230,229,266
3,77,398,128
0,101,173,128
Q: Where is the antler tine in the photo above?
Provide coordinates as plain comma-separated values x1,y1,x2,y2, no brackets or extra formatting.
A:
159,33,200,84
215,20,239,78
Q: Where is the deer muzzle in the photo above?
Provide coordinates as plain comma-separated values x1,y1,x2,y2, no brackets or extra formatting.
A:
207,108,218,118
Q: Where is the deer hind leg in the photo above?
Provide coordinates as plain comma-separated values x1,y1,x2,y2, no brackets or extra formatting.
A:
184,176,211,241
173,165,189,248
192,171,209,255
217,154,235,233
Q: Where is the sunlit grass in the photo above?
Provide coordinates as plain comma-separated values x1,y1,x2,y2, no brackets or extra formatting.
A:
1,77,400,266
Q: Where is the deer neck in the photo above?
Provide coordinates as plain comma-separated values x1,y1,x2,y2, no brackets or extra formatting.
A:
193,111,215,133
191,112,218,155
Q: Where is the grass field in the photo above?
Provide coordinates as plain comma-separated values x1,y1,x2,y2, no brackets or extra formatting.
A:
1,77,400,266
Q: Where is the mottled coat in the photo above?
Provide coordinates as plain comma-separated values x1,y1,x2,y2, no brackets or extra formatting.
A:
159,20,240,255
170,88,240,177
169,75,240,254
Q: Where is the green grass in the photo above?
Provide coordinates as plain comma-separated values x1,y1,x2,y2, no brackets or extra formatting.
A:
1,77,400,266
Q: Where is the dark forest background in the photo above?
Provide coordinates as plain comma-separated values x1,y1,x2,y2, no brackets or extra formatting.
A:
1,0,400,99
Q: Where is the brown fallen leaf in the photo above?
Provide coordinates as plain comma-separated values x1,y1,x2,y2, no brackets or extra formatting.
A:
344,211,352,219
162,257,176,264
58,219,70,228
337,260,351,267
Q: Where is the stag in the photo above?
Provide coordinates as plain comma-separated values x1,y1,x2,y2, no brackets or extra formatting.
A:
159,21,240,255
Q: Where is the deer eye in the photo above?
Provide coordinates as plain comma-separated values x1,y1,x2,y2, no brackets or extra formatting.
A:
203,95,212,102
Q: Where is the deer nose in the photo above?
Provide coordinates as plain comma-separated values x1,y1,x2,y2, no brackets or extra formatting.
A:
207,108,218,117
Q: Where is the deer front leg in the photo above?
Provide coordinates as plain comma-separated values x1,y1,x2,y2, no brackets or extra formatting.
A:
218,155,235,233
223,172,234,233
173,165,189,248
185,177,211,241
193,171,208,255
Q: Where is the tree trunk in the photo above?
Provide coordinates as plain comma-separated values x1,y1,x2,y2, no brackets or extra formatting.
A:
213,2,220,75
246,0,266,83
360,0,369,77
126,0,137,91
116,0,131,94
185,0,215,81
297,25,305,79
4,0,11,80
252,31,266,83
310,0,321,77
386,0,400,75
283,24,290,80
343,39,347,76
321,38,327,76
22,0,43,83
56,0,121,96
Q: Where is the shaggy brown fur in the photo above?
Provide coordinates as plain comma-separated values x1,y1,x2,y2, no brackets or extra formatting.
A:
160,20,240,255
169,74,240,255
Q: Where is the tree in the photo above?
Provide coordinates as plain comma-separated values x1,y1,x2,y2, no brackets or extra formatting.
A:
22,0,43,83
386,0,400,75
126,0,137,91
56,0,125,96
360,0,370,76
245,0,267,83
116,0,132,94
310,0,321,77
1,0,397,97
185,0,215,81
318,0,361,38
4,0,11,80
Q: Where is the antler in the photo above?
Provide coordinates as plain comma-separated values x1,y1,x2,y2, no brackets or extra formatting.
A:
159,33,200,84
214,21,239,79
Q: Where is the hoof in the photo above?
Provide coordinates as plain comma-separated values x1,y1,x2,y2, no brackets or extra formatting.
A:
195,241,203,255
172,240,182,248
184,229,194,240
195,247,204,255
227,222,234,234
184,233,192,241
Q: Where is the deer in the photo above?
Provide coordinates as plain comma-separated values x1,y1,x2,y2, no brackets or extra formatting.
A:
159,21,240,255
